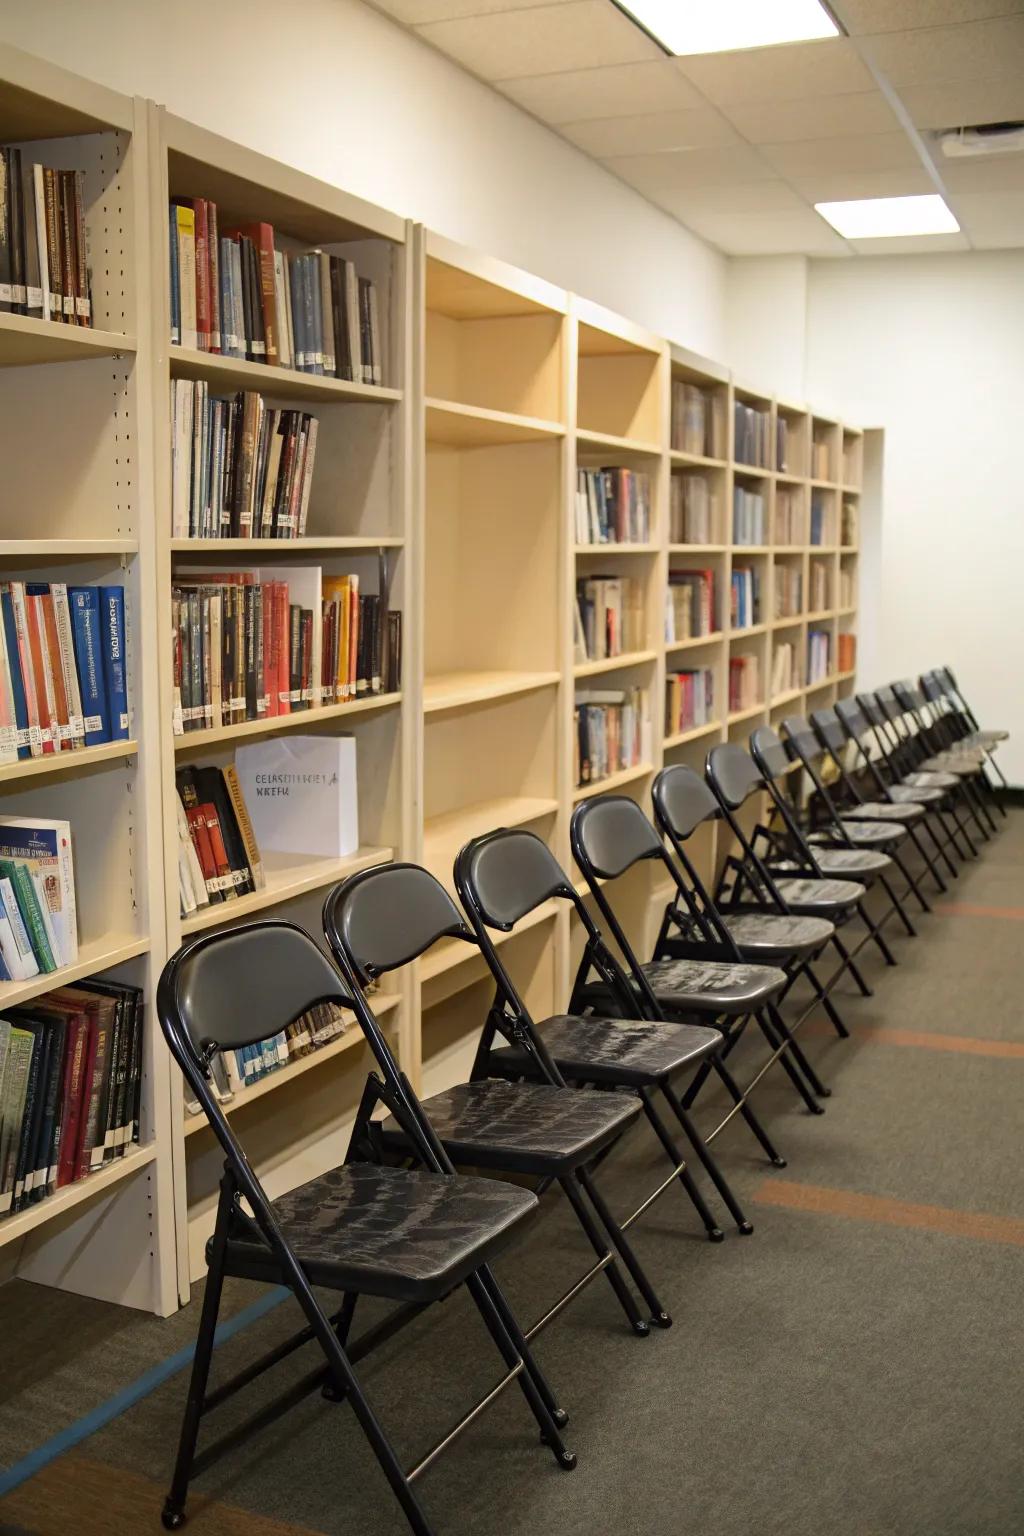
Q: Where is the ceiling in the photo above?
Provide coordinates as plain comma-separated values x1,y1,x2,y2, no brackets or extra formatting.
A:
366,0,1024,256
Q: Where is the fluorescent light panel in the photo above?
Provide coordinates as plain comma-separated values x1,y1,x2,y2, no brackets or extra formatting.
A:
614,0,838,55
815,195,960,239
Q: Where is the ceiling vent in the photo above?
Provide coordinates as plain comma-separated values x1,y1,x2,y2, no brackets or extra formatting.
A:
937,122,1024,158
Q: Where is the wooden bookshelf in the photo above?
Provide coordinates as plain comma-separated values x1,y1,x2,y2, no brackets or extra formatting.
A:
0,47,866,1315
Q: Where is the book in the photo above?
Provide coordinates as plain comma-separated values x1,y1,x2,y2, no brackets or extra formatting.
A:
99,587,130,740
0,816,76,968
69,587,111,746
0,1027,33,1212
575,467,651,545
665,668,715,737
575,577,643,662
573,687,650,787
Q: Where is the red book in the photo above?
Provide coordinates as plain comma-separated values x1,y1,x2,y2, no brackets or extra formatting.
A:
193,198,210,351
277,585,291,715
56,1017,89,1187
223,222,278,366
201,802,237,900
185,804,218,901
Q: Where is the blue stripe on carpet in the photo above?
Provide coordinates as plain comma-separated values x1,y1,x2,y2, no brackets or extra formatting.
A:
0,1286,289,1498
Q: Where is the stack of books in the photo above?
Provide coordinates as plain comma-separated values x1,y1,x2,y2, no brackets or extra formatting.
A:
665,569,715,644
0,148,92,327
169,199,382,384
669,472,715,545
170,382,319,540
733,485,766,545
730,566,761,630
0,582,128,761
809,561,831,613
810,493,830,546
0,817,77,982
575,467,651,545
0,978,144,1220
775,485,802,546
574,577,643,663
671,380,717,457
734,402,771,468
665,668,715,736
175,763,264,916
574,687,650,787
773,564,803,620
838,568,855,609
812,439,833,480
728,655,760,713
771,642,799,698
187,1001,353,1119
807,630,831,683
841,498,859,547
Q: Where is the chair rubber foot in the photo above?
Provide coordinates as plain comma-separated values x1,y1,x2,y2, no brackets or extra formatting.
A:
810,1103,827,1115
162,1504,187,1531
652,1311,673,1329
738,1221,754,1236
631,1319,651,1337
817,1086,832,1098
559,1451,578,1472
707,1227,725,1244
771,1156,788,1168
551,1407,569,1429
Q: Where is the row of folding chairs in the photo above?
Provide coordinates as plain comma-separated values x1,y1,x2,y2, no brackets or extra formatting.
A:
155,664,1006,1535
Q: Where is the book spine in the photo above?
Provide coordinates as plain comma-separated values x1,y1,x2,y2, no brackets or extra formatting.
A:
78,1022,110,1178
0,149,11,314
99,587,130,741
69,588,111,746
175,204,197,350
1,859,56,972
25,593,57,754
193,198,210,350
31,164,50,320
51,583,86,746
43,167,62,319
222,762,265,889
59,170,76,322
10,581,42,757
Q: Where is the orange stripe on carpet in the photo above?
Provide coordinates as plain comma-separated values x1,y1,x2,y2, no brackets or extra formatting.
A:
753,1179,1024,1247
937,901,1024,920
804,1020,1024,1058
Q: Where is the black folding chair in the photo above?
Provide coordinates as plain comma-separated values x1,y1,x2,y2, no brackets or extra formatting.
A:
704,741,867,1039
927,665,1010,763
323,861,669,1335
456,825,759,1242
888,682,999,839
570,796,797,1181
158,921,575,1536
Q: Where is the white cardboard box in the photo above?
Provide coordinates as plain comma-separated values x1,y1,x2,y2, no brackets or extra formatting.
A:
235,734,358,858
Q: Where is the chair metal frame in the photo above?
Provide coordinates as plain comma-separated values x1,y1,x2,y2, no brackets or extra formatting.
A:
925,666,1010,808
887,681,999,838
158,919,575,1536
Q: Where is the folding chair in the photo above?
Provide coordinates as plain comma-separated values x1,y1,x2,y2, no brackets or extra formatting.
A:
839,692,981,861
570,795,799,1179
888,681,1000,838
862,687,990,853
158,921,575,1536
704,741,867,1039
323,862,670,1335
921,666,1008,819
457,824,762,1242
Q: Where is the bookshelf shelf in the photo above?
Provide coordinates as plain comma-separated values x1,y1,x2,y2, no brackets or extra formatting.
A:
576,427,661,457
181,844,392,935
669,449,727,470
727,704,766,725
182,998,400,1139
574,543,658,556
666,631,724,652
732,544,771,555
174,692,402,752
730,623,768,639
0,539,141,559
0,740,138,785
810,479,840,491
423,670,559,714
574,649,656,678
771,687,804,707
425,398,563,448
734,463,773,479
773,616,805,630
168,346,401,406
834,668,857,683
669,544,728,555
573,762,654,802
0,1144,158,1251
0,313,137,369
664,720,722,750
170,536,404,553
0,934,150,1012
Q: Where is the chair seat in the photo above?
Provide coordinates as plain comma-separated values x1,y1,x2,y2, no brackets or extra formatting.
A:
964,729,1006,746
921,752,984,774
724,911,833,962
809,821,905,848
839,801,924,823
774,875,866,913
782,845,891,876
886,784,944,805
901,770,958,790
375,1079,640,1177
220,1163,537,1303
491,1013,721,1088
639,957,787,1014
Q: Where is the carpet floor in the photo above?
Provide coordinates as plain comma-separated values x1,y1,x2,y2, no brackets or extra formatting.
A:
1,810,1022,1536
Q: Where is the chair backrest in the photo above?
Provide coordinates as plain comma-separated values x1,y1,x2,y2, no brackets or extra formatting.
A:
651,763,720,840
856,690,886,727
780,715,821,767
834,696,870,740
920,668,946,704
809,708,846,757
570,795,663,881
892,679,925,715
323,861,474,983
455,828,575,932
749,725,795,782
705,742,764,810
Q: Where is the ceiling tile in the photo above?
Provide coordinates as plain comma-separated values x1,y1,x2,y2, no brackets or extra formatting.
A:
940,153,1024,191
498,61,706,124
952,188,1024,245
370,0,575,20
721,90,901,144
758,131,922,180
562,107,742,157
676,40,875,105
786,166,937,200
605,144,777,195
667,180,812,216
679,206,850,256
413,1,661,81
899,77,1024,129
845,231,971,253
864,16,1024,84
834,0,1024,35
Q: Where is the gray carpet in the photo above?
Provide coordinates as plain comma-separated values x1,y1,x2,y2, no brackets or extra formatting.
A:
1,811,1022,1535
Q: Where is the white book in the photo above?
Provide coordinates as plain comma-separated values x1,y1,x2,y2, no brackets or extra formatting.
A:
0,815,76,968
0,876,37,980
171,379,193,538
297,418,318,537
51,584,85,744
367,281,382,385
32,163,53,320
344,260,361,383
176,795,209,911
273,251,291,368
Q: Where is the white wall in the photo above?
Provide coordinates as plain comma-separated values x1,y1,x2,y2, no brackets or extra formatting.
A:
804,252,1024,784
0,0,727,356
725,255,808,404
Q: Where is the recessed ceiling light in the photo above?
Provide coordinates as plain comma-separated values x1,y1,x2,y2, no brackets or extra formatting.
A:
814,194,960,239
612,0,839,56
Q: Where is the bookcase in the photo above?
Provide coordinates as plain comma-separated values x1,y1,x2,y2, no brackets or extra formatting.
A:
0,44,867,1315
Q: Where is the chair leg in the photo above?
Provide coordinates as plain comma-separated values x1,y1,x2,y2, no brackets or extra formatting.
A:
162,1181,232,1530
879,871,917,937
576,1167,672,1329
890,847,932,914
800,960,850,1038
710,1043,797,1155
557,1173,653,1337
640,1086,724,1243
856,897,897,966
762,1003,831,1102
469,1268,576,1469
660,1080,754,1237
905,820,949,894
922,817,956,884
831,930,873,997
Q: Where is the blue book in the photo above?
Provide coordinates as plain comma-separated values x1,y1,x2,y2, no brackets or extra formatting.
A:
0,585,30,761
169,206,180,344
99,587,129,741
68,588,110,747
